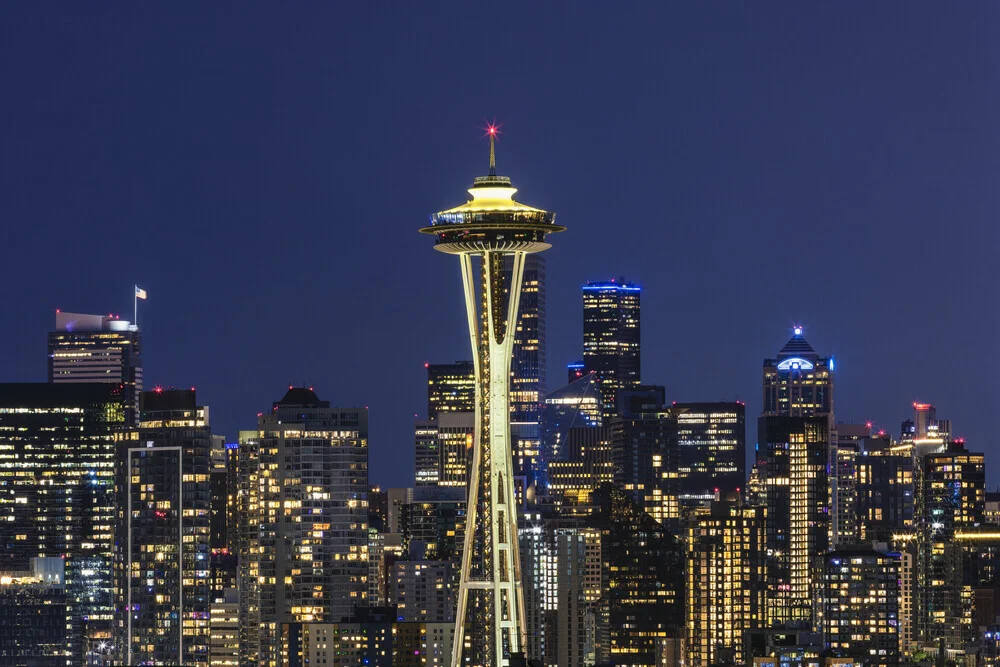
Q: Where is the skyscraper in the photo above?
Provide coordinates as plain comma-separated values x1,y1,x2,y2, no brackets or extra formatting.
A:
582,279,640,417
916,441,985,649
241,388,369,666
48,311,142,424
762,326,833,418
674,401,746,507
0,383,124,664
612,400,681,526
687,502,766,667
426,361,475,417
590,483,685,665
419,128,564,665
509,254,546,489
114,388,212,666
758,414,830,626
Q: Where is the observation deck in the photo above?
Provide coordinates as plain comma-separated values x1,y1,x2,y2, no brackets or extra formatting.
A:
420,173,564,254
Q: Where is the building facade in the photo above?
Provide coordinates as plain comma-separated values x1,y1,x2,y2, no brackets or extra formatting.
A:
0,383,124,664
582,279,640,418
114,388,213,665
240,388,369,666
822,547,900,666
758,415,830,626
674,401,746,507
48,311,142,424
687,503,766,667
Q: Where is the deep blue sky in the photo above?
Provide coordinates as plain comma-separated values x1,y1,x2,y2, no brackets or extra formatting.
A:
1,4,997,488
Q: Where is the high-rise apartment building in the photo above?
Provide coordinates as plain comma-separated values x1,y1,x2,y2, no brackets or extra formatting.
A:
582,279,640,418
549,527,601,667
758,415,830,626
822,547,901,666
114,388,212,666
674,401,746,507
857,436,914,543
414,419,440,487
831,422,869,547
48,311,142,424
240,388,369,666
686,502,766,667
916,441,985,649
0,383,124,664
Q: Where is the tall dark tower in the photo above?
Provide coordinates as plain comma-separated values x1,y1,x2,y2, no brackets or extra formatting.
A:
582,279,640,418
419,126,564,666
510,254,545,490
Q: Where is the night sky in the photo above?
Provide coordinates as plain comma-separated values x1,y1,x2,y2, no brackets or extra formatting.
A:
1,4,997,488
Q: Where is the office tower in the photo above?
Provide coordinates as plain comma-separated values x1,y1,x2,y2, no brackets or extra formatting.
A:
674,402,746,507
48,311,142,424
543,373,602,462
437,412,474,487
114,388,212,665
391,560,455,622
566,361,585,383
590,483,685,665
831,422,868,547
0,558,67,667
758,415,830,626
509,254,546,489
547,427,614,505
210,436,231,552
582,279,641,417
856,436,914,543
419,129,564,665
916,441,985,649
414,419,440,486
686,503,766,667
762,326,833,418
240,388,369,666
0,383,124,664
612,402,680,525
426,361,475,417
822,547,901,666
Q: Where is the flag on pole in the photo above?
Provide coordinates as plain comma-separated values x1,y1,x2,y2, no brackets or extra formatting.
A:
135,286,147,300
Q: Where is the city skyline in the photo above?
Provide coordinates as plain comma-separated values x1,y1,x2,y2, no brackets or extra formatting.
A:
0,3,996,493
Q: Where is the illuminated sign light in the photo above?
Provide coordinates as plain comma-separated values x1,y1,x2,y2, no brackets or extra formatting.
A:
776,357,814,371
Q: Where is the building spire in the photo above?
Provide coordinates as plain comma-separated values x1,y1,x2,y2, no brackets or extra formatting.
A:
488,126,497,176
484,120,501,177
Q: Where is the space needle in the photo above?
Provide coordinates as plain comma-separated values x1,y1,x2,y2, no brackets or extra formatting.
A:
420,125,564,666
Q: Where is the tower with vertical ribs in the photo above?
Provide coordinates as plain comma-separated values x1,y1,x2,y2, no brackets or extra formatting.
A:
420,128,564,666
